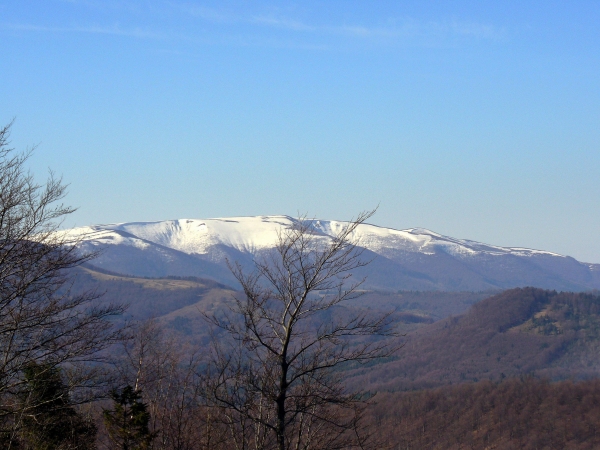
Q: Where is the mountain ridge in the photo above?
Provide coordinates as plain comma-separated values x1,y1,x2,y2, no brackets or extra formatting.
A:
62,216,600,291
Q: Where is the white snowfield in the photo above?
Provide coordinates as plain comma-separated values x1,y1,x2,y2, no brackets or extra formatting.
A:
61,215,564,260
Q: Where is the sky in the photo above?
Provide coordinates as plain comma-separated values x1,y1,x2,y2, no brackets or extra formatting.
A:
1,1,599,262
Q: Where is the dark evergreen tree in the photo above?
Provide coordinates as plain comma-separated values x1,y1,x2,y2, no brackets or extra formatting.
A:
103,386,154,450
18,362,96,449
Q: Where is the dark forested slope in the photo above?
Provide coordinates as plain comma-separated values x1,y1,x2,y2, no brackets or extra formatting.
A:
350,288,600,391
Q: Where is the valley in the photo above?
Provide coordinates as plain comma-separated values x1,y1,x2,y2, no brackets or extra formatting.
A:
74,265,600,391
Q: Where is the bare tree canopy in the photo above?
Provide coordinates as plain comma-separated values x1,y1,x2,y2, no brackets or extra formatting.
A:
108,320,216,450
206,210,400,450
0,121,125,443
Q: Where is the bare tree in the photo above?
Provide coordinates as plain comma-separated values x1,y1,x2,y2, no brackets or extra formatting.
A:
206,211,399,450
0,121,126,444
104,320,227,450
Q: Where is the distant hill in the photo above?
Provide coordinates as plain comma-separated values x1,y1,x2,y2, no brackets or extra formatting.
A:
71,265,237,324
349,288,600,392
71,265,490,340
61,216,600,291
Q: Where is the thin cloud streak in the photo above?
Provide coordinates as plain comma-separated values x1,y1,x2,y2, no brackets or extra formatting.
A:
2,2,507,50
171,2,507,44
256,16,507,42
250,16,316,32
3,22,162,39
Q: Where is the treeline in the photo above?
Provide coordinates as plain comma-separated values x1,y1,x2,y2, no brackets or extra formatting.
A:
367,377,600,449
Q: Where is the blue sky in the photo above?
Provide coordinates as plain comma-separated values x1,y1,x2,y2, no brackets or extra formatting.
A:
1,1,600,262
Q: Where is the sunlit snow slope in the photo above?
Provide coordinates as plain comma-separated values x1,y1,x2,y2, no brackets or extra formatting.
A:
64,216,600,292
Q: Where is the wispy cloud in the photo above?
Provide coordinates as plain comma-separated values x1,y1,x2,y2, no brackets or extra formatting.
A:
3,22,161,39
250,16,316,32
174,4,236,24
2,2,507,50
446,20,504,40
174,4,508,45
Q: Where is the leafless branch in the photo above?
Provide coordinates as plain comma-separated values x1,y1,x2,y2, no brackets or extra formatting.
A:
205,210,401,450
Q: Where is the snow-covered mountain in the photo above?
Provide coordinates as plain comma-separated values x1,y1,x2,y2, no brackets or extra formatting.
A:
63,216,600,291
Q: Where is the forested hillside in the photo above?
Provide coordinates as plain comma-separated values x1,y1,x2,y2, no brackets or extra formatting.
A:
367,377,600,449
348,288,600,391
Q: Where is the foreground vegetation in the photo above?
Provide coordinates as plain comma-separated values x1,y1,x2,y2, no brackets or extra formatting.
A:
55,320,600,449
13,319,600,449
